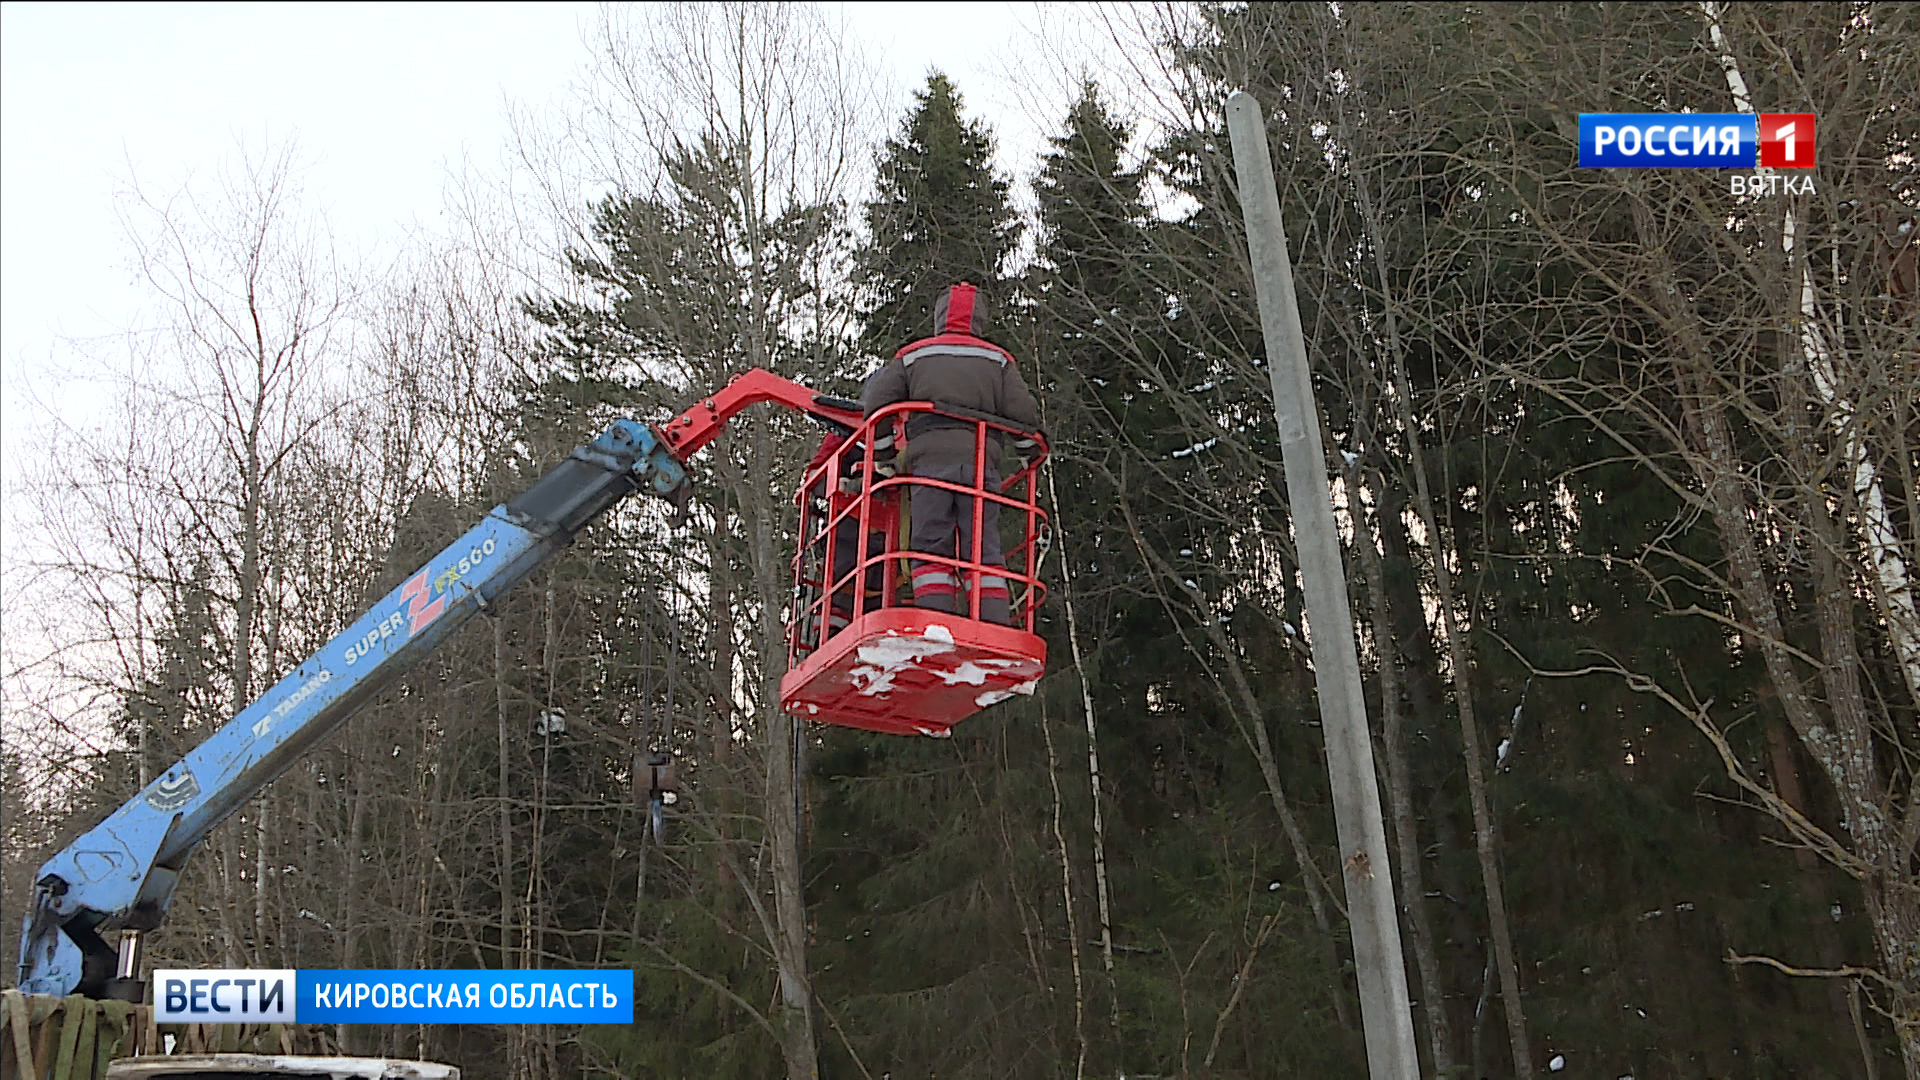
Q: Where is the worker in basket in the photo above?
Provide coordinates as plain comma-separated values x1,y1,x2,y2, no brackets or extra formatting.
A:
862,282,1040,625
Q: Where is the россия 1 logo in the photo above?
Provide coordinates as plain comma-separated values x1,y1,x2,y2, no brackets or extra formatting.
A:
1755,113,1815,168
1580,113,1815,193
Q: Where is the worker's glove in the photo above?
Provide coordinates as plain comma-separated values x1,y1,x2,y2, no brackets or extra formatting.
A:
1011,437,1040,466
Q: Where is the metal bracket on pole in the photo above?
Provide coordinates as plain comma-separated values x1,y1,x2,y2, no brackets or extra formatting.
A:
1225,89,1421,1079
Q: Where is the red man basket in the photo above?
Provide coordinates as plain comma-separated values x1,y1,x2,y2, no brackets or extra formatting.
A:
781,402,1049,737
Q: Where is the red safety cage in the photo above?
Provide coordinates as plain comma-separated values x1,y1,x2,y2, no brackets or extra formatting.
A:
780,401,1049,737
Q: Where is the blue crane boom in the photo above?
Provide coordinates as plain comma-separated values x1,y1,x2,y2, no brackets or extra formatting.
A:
18,373,862,1000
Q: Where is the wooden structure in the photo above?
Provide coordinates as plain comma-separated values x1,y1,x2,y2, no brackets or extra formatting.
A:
1,990,338,1080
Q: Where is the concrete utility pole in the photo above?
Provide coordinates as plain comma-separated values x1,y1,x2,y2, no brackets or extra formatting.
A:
1225,90,1421,1079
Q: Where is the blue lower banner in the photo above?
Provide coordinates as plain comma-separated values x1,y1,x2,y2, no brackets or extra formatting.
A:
155,969,634,1024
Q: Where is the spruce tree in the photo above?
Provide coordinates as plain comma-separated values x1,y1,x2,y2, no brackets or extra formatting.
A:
1033,83,1151,361
857,72,1021,353
1031,82,1363,1075
808,73,1080,1077
1028,81,1146,616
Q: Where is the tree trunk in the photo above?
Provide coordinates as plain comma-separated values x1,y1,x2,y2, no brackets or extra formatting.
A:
1383,364,1534,1079
340,730,367,1055
494,616,515,964
1764,720,1854,1030
1047,466,1122,1059
1343,448,1456,1075
709,476,736,767
765,704,819,1078
746,424,820,1079
1805,484,1920,1075
254,797,269,967
1041,694,1090,1080
1374,472,1482,1037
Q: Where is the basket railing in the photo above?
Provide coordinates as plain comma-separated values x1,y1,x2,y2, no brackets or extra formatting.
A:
788,400,1049,665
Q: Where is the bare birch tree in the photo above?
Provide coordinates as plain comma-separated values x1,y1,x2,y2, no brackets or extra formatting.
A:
3,139,377,978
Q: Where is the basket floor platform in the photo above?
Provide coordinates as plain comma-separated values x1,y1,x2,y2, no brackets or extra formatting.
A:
780,608,1047,737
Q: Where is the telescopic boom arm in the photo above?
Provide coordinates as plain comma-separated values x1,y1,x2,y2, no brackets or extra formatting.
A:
17,371,861,999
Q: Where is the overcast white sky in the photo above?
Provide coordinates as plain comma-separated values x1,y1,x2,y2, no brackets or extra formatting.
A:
0,1,1116,510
